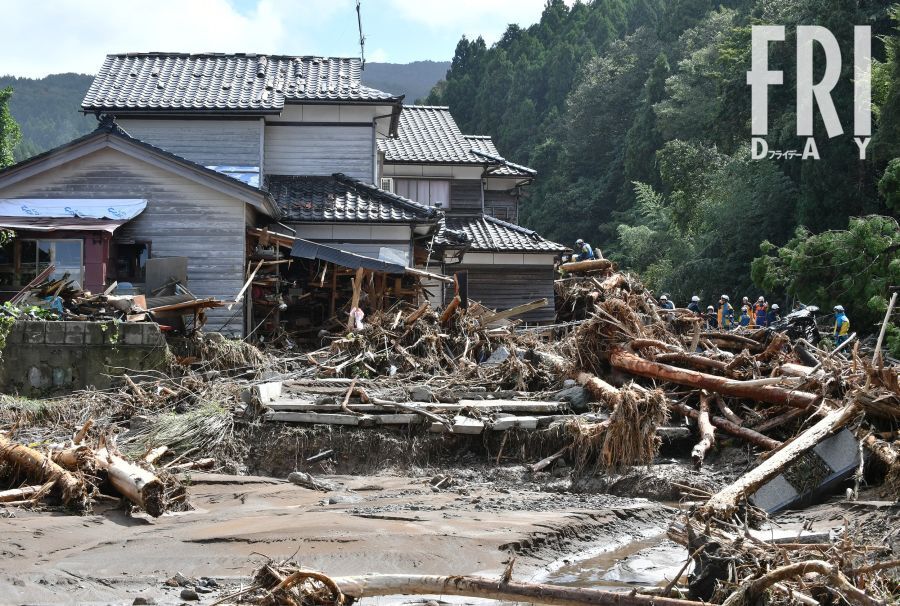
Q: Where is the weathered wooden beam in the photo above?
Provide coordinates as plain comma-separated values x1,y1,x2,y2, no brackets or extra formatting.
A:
332,573,701,606
609,348,820,409
480,298,549,325
560,258,614,273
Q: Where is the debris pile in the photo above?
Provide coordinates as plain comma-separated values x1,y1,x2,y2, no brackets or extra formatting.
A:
3,267,224,331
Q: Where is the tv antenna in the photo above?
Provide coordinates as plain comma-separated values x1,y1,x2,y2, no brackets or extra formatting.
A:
356,0,366,69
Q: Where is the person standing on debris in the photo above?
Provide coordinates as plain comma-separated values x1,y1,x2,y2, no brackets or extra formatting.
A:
687,295,701,314
574,239,595,261
753,296,768,327
705,305,717,328
739,305,752,327
767,303,781,325
717,295,733,329
659,294,675,310
833,305,850,346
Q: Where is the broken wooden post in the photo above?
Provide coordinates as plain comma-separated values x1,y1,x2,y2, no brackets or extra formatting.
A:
95,448,166,517
691,393,715,469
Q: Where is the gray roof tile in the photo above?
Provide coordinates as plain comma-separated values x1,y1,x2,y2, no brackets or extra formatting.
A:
83,53,398,113
379,106,535,177
266,173,439,224
436,215,565,253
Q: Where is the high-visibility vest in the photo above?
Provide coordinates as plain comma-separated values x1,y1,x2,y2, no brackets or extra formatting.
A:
834,313,850,336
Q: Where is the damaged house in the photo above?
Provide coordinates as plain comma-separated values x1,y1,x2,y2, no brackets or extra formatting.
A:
0,52,562,338
379,106,565,323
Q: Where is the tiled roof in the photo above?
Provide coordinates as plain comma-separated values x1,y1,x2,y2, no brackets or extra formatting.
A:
464,136,536,177
82,53,399,113
379,106,474,163
436,215,565,253
379,106,535,177
266,173,439,224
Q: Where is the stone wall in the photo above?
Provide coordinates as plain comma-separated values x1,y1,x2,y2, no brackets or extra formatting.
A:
0,321,169,396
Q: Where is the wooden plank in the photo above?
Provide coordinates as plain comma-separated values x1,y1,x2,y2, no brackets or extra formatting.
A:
429,416,485,435
480,298,548,325
490,416,540,430
264,412,376,426
266,400,568,413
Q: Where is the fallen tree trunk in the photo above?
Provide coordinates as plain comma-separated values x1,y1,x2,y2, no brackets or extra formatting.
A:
0,484,43,503
609,348,819,409
655,353,728,373
0,435,85,508
95,448,166,517
560,258,613,273
702,402,859,518
691,394,715,469
332,573,701,606
574,371,621,408
668,401,780,450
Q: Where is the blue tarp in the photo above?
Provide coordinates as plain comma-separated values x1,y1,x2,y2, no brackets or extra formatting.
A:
289,238,406,274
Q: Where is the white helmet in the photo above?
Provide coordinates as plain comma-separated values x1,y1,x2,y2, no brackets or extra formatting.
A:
757,296,765,302
707,305,714,311
834,305,845,312
691,295,700,302
660,295,668,301
771,304,779,310
721,294,729,301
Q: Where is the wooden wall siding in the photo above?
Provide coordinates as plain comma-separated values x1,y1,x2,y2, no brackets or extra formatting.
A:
0,148,246,335
483,189,518,223
264,125,373,182
117,119,262,167
449,264,556,323
449,179,483,214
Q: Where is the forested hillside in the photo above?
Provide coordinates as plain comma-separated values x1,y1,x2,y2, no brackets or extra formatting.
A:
426,0,900,346
0,61,448,162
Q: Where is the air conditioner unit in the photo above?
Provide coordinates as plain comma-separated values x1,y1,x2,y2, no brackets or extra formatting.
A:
380,177,394,193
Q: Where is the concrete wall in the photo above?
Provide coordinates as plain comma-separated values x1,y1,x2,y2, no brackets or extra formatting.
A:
0,321,168,395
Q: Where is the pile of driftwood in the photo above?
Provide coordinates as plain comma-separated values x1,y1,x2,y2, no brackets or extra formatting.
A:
0,420,207,516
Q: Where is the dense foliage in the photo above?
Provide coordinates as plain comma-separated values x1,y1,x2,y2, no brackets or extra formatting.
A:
0,86,21,168
427,0,900,340
0,74,95,162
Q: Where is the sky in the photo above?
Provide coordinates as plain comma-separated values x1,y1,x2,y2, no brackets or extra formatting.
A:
1,0,554,78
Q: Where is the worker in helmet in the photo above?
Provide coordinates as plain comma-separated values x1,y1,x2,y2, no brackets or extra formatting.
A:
687,295,701,314
833,305,850,346
659,294,675,310
717,295,733,329
767,303,781,325
705,305,717,329
753,296,768,327
574,239,595,261
739,305,752,327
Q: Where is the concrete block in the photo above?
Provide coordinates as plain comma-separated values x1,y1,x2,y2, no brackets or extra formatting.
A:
141,323,164,346
23,322,45,344
122,323,143,345
64,322,85,345
44,322,66,344
5,322,24,345
750,474,799,512
253,381,283,403
84,323,106,345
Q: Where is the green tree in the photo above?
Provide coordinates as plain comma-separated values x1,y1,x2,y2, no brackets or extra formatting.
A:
751,216,900,354
0,86,22,168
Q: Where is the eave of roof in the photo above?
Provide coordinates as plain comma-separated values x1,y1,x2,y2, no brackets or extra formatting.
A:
436,214,566,253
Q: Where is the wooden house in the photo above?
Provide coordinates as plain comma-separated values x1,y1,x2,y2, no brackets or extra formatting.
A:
379,106,565,323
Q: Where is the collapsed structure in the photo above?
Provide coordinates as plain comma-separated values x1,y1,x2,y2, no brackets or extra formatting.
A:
0,53,564,343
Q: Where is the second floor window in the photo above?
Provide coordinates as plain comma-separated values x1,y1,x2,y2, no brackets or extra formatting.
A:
394,179,450,209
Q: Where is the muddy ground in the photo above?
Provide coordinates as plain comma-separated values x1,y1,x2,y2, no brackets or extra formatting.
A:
1,446,887,606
